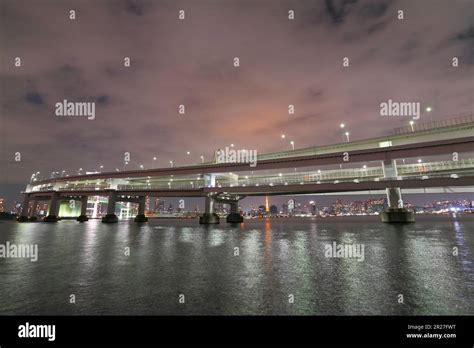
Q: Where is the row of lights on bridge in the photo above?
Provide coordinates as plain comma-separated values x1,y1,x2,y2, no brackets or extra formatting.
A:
31,109,435,182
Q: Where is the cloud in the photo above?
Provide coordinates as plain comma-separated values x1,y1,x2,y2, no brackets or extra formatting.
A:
0,0,473,205
324,0,359,24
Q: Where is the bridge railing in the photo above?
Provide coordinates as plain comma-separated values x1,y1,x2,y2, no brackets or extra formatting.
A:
397,159,474,174
28,159,474,193
393,114,474,135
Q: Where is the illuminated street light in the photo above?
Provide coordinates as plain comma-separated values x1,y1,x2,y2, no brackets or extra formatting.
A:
340,124,348,142
426,106,432,112
170,160,174,168
186,151,190,155
200,155,204,163
345,132,350,142
139,164,144,170
281,134,286,139
409,120,415,132
290,141,295,150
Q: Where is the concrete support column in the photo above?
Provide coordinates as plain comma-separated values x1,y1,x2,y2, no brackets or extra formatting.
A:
17,194,30,222
226,201,243,223
102,191,118,223
30,200,38,217
386,187,403,209
44,192,60,222
77,196,89,222
199,195,219,224
205,196,215,214
134,196,148,223
381,159,414,223
28,200,39,221
229,202,238,214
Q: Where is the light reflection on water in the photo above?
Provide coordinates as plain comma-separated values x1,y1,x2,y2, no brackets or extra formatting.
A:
0,217,472,315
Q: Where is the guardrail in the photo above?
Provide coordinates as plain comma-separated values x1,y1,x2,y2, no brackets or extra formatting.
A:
27,159,474,193
393,114,474,135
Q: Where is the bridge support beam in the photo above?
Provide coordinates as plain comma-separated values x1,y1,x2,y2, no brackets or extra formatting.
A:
199,196,219,224
28,200,39,221
381,160,415,223
77,196,89,222
44,193,60,222
226,202,243,223
17,194,30,222
134,196,148,223
102,191,118,223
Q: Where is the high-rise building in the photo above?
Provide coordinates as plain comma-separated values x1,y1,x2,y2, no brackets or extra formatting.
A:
269,205,278,215
0,198,5,213
154,198,165,212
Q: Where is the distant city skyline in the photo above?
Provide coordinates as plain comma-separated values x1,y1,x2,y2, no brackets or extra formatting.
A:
3,193,473,216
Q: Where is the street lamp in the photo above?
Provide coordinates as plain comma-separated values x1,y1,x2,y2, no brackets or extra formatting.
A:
290,141,295,150
186,151,190,155
281,134,286,139
345,132,350,142
409,120,415,132
200,155,204,163
426,106,433,123
170,160,174,168
139,164,144,170
340,124,347,142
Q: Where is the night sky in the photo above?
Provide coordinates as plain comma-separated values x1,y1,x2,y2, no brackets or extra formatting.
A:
1,0,473,208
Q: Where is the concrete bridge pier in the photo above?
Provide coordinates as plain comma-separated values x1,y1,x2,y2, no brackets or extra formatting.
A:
381,160,415,223
102,191,118,223
28,199,39,221
134,196,148,222
199,195,220,224
44,192,60,222
226,201,243,223
77,196,89,222
17,194,30,222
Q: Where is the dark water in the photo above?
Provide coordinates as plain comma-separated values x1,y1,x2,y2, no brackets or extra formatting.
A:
0,217,472,315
